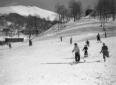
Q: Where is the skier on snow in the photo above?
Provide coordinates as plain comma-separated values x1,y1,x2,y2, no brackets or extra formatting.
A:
72,43,80,63
97,33,101,42
100,43,109,62
83,44,88,58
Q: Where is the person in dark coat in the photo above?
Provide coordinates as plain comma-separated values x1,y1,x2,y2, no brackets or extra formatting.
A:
97,33,101,42
105,31,107,38
100,43,109,62
86,40,90,47
72,43,80,63
29,39,32,46
60,36,62,42
8,43,12,48
83,45,88,57
70,37,72,45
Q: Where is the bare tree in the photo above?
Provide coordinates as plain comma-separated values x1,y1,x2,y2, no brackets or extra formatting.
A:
110,0,116,21
96,0,109,29
55,3,62,30
96,0,116,23
26,15,35,40
69,0,82,21
96,0,116,37
55,3,68,30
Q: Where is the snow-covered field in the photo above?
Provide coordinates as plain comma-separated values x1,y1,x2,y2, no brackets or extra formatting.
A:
0,18,116,85
0,35,116,85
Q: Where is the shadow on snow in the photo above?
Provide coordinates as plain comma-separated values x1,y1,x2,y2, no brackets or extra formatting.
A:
40,60,101,65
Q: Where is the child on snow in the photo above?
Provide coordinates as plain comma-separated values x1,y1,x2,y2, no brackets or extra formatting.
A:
100,43,109,62
83,45,88,57
72,43,80,63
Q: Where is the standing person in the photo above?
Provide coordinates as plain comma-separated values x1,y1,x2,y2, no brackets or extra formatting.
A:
105,31,107,38
8,43,12,48
86,40,90,47
83,45,88,58
100,43,109,62
29,39,32,46
70,37,72,45
72,43,80,63
60,36,62,42
97,33,101,42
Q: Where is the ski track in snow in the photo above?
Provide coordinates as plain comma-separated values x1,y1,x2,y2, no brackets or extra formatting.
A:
0,35,116,85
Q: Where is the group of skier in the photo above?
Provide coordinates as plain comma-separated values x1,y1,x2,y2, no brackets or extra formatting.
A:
72,33,109,63
72,40,89,63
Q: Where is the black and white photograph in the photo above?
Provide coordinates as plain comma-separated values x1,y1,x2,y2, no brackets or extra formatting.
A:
0,0,116,85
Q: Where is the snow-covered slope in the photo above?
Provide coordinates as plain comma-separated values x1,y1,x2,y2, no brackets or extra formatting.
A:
0,34,116,85
0,17,116,85
40,18,116,41
0,5,57,21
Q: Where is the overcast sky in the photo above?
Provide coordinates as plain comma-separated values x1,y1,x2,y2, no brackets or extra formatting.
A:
0,0,98,11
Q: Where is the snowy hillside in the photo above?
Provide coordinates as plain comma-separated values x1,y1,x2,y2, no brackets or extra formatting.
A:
0,34,116,85
0,5,57,21
0,17,116,85
40,18,116,41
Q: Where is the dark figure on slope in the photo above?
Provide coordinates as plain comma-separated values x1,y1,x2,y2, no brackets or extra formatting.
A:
70,37,72,45
105,31,107,38
60,36,62,42
97,33,101,42
100,43,109,62
72,43,80,63
8,43,12,48
29,39,32,46
83,45,88,57
86,40,90,47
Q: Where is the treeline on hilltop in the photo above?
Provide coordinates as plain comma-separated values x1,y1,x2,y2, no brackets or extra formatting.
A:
55,0,116,22
0,13,57,38
55,0,116,32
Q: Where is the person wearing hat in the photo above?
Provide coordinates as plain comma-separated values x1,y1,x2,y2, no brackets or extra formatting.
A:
72,43,80,62
100,43,109,62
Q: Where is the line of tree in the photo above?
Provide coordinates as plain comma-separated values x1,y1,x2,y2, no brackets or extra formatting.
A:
55,0,82,31
95,0,116,37
69,0,82,21
0,13,57,39
95,0,116,24
55,0,82,23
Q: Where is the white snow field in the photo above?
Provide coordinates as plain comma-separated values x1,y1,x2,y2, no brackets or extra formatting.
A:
0,36,116,85
0,18,116,85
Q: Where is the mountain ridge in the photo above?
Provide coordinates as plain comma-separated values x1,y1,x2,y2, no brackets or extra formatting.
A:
0,5,57,21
